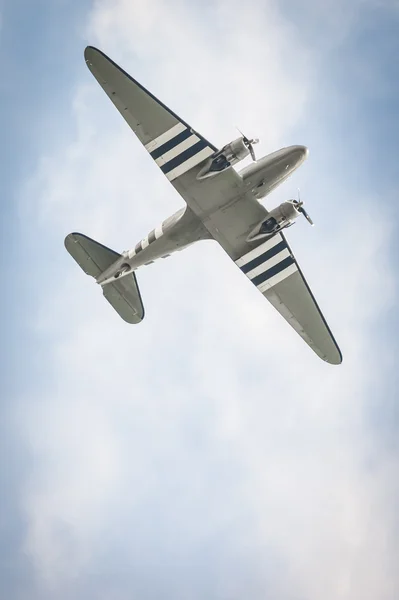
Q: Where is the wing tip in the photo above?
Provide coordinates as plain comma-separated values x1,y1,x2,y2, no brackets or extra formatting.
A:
84,45,107,70
84,45,99,59
322,345,343,365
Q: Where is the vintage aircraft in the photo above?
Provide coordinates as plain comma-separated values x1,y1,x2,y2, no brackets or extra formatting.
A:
65,46,342,364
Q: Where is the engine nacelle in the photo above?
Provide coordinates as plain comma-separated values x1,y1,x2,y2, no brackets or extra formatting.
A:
247,201,300,242
197,137,250,179
220,137,250,164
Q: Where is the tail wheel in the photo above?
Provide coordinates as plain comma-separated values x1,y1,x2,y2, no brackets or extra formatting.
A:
115,263,131,278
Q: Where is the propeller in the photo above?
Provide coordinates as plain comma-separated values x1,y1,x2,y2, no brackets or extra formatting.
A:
237,128,259,161
292,188,314,226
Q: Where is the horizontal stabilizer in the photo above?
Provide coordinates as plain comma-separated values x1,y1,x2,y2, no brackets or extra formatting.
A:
102,275,144,324
65,232,144,324
65,232,120,278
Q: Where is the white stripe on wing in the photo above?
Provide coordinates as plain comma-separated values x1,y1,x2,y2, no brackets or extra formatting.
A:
165,146,215,181
154,135,200,166
246,248,291,280
258,262,297,291
235,234,283,268
145,123,186,152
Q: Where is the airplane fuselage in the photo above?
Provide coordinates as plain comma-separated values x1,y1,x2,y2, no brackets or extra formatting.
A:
97,145,308,286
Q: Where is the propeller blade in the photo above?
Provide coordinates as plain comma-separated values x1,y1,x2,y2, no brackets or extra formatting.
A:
298,206,314,226
236,127,247,142
236,127,258,161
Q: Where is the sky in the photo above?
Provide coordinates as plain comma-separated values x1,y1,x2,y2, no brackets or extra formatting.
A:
1,0,399,599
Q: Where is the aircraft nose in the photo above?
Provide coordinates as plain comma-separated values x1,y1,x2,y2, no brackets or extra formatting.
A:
301,145,309,158
293,145,309,159
287,145,309,168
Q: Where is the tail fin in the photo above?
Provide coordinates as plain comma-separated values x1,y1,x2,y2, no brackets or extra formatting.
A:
65,232,145,324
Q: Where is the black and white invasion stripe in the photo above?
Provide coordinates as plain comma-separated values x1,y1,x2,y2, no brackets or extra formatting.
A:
236,234,298,291
145,123,214,181
129,224,163,258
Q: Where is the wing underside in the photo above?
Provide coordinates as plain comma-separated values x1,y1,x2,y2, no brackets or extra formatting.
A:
235,233,342,364
84,46,216,183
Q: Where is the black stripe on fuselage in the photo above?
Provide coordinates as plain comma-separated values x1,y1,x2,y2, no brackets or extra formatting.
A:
150,128,193,160
135,241,143,254
252,256,295,286
160,139,208,174
148,229,157,244
241,240,287,274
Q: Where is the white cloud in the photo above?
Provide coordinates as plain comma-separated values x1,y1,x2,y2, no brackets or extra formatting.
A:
17,0,398,598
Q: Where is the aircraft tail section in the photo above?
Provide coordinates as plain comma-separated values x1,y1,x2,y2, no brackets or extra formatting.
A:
102,274,144,324
65,232,120,277
65,232,144,324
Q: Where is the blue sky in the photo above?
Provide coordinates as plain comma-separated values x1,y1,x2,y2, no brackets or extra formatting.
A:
1,1,399,599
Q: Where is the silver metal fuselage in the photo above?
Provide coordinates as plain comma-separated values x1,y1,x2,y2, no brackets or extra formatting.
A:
97,145,307,286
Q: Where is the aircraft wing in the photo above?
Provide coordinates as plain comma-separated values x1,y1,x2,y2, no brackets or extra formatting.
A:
85,46,220,181
235,232,342,364
84,47,249,214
